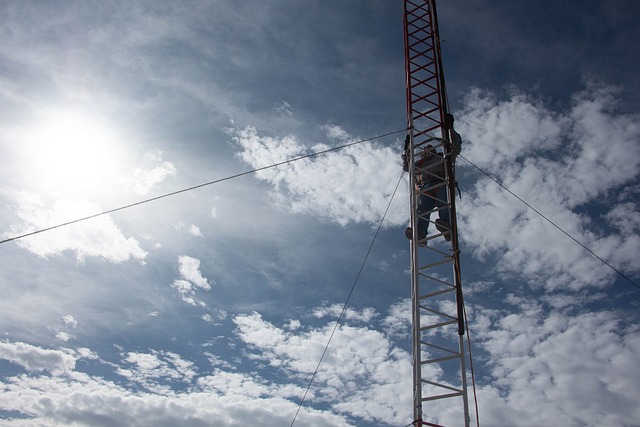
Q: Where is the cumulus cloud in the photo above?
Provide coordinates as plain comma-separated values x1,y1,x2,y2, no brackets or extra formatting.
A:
232,126,407,227
312,303,378,323
381,298,412,339
6,193,147,263
0,340,354,427
116,350,197,394
468,304,640,427
605,202,640,235
0,370,353,427
2,299,637,427
178,255,211,290
170,255,212,307
456,87,565,169
233,311,415,426
0,341,76,375
62,315,78,328
55,332,73,342
456,84,640,290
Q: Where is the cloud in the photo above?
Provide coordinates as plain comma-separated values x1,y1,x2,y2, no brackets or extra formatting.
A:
62,315,78,328
468,304,640,427
55,332,73,342
321,124,350,141
176,222,204,237
565,85,640,204
171,255,213,308
276,100,293,117
0,341,76,375
170,280,206,308
3,299,637,427
456,87,565,169
6,193,147,263
312,303,378,323
233,311,415,426
116,350,197,394
0,340,354,427
188,224,203,237
232,126,407,227
177,255,211,291
381,298,412,339
0,372,353,427
605,202,640,235
456,84,640,290
122,151,177,196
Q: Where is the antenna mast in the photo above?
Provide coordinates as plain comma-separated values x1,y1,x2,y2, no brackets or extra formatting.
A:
403,1,470,426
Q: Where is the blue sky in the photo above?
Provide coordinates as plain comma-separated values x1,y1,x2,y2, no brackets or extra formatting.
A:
1,1,639,426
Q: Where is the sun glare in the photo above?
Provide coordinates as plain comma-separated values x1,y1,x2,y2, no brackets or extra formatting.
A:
26,110,123,195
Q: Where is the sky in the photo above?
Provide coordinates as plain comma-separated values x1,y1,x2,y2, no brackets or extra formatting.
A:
0,1,639,426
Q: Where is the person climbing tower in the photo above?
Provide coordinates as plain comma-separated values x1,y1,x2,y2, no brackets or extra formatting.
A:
404,143,451,244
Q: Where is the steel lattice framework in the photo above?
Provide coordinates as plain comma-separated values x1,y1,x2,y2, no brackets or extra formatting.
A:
403,1,470,426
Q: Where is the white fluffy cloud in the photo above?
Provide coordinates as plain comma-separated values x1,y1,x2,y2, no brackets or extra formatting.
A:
2,299,637,427
469,304,640,427
457,88,565,168
177,255,211,290
0,342,76,375
233,311,414,426
171,255,213,308
312,303,378,323
456,84,640,290
116,350,197,394
6,193,147,263
62,315,78,328
0,369,352,427
0,334,359,426
232,126,407,227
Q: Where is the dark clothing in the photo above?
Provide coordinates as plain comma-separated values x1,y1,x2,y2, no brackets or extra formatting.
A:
415,152,449,237
416,152,445,186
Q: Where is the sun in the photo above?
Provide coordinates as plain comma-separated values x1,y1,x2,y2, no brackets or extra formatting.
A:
25,110,124,196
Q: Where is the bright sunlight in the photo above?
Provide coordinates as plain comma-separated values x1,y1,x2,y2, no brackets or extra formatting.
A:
25,110,124,196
